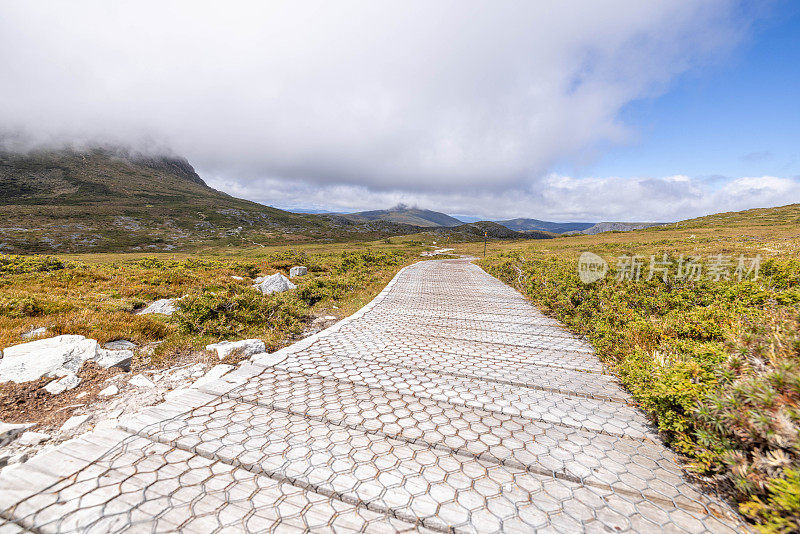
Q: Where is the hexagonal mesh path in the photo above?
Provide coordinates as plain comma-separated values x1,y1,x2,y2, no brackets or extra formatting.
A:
0,258,745,532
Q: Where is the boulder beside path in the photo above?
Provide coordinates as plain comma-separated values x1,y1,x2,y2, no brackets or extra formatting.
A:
0,335,137,384
252,273,296,295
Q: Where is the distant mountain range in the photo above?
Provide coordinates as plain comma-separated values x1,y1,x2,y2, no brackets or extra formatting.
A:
311,208,667,236
576,221,666,235
336,209,666,236
494,218,596,234
0,146,676,253
0,149,555,253
336,205,464,228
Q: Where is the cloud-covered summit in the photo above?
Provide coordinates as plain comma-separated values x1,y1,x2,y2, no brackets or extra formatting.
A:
1,1,785,219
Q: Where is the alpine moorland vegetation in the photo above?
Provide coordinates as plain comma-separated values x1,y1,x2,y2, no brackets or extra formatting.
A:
477,208,800,533
0,243,417,367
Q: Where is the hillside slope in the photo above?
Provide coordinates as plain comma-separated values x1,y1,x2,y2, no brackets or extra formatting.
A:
495,218,595,234
0,149,420,253
671,203,800,229
577,221,666,235
433,221,555,240
341,206,464,227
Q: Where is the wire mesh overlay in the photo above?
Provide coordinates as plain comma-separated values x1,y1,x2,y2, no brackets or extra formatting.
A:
0,258,745,533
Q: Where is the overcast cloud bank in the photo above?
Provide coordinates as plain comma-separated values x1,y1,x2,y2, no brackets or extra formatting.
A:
1,0,790,219
206,172,800,222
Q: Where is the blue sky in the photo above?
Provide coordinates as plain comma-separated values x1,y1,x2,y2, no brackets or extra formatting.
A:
563,1,800,182
4,1,799,221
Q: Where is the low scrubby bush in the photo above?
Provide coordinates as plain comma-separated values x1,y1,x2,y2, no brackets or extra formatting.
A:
0,296,44,317
174,286,308,339
0,254,68,274
336,250,404,274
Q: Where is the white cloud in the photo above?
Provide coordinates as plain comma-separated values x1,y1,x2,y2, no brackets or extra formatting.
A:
0,1,749,199
4,1,785,221
205,171,800,222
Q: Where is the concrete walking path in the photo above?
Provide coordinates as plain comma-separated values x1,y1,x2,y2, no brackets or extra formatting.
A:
0,258,743,532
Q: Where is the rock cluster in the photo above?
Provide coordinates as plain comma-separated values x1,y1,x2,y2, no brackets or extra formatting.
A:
0,359,239,475
0,335,133,384
0,423,35,447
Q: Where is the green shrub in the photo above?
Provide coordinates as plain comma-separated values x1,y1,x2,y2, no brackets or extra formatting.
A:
337,250,403,274
295,278,351,306
174,286,308,339
740,469,800,534
0,296,44,317
0,255,68,274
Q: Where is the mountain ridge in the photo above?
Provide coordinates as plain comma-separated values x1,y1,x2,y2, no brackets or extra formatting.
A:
574,221,667,235
0,149,548,252
494,218,595,234
338,205,464,228
0,149,432,252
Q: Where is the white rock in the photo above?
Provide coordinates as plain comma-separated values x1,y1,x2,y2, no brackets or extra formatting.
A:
164,388,190,402
136,298,177,315
17,431,51,446
99,385,119,397
94,349,133,370
188,363,207,377
107,409,124,419
93,419,119,432
289,266,308,278
60,414,91,432
0,335,97,383
0,422,35,446
312,315,338,325
206,339,266,360
44,373,81,395
168,368,191,381
230,275,244,281
21,327,47,339
129,374,156,388
75,392,88,399
252,273,296,295
191,364,234,389
104,340,137,351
